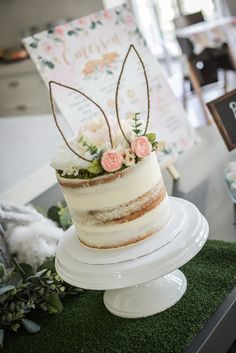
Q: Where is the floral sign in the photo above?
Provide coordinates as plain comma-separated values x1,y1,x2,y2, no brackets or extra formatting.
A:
23,3,197,167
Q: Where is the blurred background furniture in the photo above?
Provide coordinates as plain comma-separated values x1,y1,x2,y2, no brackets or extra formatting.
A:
174,12,236,121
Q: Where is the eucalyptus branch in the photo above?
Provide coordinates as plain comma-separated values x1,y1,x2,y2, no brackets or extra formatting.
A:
78,136,101,159
131,113,143,136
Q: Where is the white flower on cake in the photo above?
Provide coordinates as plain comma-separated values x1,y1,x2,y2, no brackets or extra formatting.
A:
122,148,136,167
51,114,158,178
50,140,91,176
77,115,133,152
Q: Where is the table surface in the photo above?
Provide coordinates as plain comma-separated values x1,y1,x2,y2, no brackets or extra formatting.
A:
30,123,236,353
163,124,236,243
163,124,236,353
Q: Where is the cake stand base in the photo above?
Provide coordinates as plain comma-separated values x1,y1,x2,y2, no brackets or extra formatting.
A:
56,197,209,318
104,269,187,318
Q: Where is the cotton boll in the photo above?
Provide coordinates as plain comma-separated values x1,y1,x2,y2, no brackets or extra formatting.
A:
226,171,236,183
227,162,236,173
6,217,64,270
231,182,236,198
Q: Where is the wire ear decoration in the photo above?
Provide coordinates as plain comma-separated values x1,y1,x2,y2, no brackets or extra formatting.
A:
115,44,151,144
49,80,114,162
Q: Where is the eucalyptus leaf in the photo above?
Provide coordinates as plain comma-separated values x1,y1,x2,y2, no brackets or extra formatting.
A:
0,294,7,303
0,264,6,279
38,257,55,272
13,259,34,280
0,329,4,350
19,263,34,280
21,319,40,333
46,292,63,313
0,285,15,295
59,208,72,230
47,206,61,226
7,272,23,289
32,269,47,278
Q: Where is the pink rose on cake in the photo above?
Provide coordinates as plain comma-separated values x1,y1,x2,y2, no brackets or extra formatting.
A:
101,150,123,172
131,136,152,158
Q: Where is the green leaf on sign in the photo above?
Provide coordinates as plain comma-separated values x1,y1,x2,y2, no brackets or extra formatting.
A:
44,61,55,69
67,30,76,36
54,38,64,43
29,42,38,49
87,160,103,175
146,133,156,144
90,21,96,29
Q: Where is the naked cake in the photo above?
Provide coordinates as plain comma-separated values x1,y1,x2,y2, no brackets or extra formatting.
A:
50,45,171,249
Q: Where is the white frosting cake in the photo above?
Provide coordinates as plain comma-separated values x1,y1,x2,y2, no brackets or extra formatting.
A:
50,45,172,249
57,152,171,249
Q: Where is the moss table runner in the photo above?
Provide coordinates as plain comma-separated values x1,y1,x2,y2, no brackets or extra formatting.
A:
6,240,236,353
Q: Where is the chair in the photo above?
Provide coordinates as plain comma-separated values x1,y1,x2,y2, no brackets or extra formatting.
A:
174,11,235,122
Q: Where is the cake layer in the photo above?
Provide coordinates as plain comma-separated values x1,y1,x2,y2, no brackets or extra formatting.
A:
57,153,162,210
69,180,165,230
76,195,171,248
58,152,171,249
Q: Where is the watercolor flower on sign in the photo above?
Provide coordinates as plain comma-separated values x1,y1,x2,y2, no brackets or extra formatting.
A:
82,52,119,79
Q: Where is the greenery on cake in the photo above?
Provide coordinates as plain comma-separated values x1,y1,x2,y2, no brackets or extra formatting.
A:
51,114,158,179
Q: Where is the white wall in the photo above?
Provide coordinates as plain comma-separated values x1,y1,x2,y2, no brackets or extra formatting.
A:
0,0,103,48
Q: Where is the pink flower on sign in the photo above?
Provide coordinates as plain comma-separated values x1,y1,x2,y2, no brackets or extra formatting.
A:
101,150,123,172
125,15,133,26
77,18,87,26
55,26,64,36
38,39,54,58
131,136,152,158
103,10,113,21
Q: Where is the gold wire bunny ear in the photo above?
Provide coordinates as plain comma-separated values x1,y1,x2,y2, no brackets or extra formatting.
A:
49,80,114,162
115,44,150,144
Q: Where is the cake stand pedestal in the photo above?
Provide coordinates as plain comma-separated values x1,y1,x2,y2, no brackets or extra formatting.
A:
56,197,209,318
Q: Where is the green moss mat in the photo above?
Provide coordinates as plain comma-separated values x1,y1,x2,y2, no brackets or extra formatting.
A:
5,240,236,353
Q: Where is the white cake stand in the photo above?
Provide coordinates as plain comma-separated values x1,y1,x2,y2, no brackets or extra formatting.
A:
56,197,209,318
